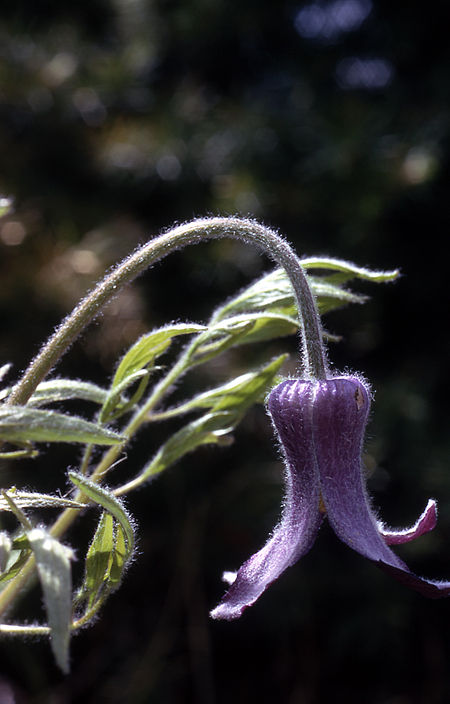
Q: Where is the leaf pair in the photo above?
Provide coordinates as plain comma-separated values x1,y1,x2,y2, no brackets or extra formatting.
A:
212,258,398,324
95,324,206,421
120,354,287,489
0,474,135,674
70,473,135,624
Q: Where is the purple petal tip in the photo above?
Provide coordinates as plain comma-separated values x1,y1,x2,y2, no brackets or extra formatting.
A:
380,499,437,545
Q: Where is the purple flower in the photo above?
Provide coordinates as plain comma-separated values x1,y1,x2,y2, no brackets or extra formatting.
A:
211,376,449,620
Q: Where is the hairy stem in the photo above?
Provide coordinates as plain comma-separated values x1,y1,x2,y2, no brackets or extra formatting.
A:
7,217,327,410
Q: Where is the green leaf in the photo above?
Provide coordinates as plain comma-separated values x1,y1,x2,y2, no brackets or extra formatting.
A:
171,354,288,417
68,473,134,557
100,369,149,421
70,474,135,619
11,533,30,550
0,407,125,445
0,445,39,460
0,363,11,385
212,268,294,321
186,319,254,365
27,528,74,674
27,379,109,407
109,522,128,589
0,532,12,573
189,299,355,360
0,547,31,586
112,324,206,388
77,511,115,607
0,379,109,406
137,411,236,481
300,257,400,283
212,263,397,324
310,278,367,314
0,490,85,512
217,313,299,346
76,511,131,614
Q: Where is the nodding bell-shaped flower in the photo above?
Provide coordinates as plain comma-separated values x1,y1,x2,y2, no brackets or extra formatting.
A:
211,376,450,620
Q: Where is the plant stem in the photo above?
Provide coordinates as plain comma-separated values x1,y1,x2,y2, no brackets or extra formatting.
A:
7,218,327,410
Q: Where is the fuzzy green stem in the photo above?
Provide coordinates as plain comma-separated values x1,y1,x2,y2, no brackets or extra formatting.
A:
7,217,327,410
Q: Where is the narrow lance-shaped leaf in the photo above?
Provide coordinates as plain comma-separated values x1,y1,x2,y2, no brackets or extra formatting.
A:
212,262,397,323
300,256,399,283
109,522,128,588
134,411,236,483
212,269,295,321
0,545,32,585
0,490,85,512
11,534,30,550
0,444,39,460
0,363,12,385
69,473,134,557
69,473,134,618
100,369,149,421
76,511,115,608
27,528,74,674
210,313,299,347
76,511,131,616
0,407,125,445
309,279,367,315
112,324,206,388
167,354,288,417
186,319,254,366
185,299,348,364
129,357,289,488
27,379,109,407
0,379,109,406
211,269,364,322
0,532,12,573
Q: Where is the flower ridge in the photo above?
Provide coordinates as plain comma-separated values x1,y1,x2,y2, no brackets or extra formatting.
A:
211,376,449,620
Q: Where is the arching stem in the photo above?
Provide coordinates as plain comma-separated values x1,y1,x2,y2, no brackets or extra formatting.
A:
7,217,327,410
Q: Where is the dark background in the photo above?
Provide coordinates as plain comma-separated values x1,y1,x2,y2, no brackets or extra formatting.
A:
1,1,450,702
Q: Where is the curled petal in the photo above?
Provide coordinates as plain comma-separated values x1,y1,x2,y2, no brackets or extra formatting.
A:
379,498,437,545
314,377,450,599
211,380,322,620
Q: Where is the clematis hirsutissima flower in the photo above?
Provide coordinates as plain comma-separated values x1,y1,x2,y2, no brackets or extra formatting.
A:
211,375,450,620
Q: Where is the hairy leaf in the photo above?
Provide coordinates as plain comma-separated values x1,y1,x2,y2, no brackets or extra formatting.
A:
170,354,288,417
300,256,399,283
100,369,149,421
109,522,128,588
0,546,32,585
0,407,125,445
0,363,12,385
0,532,12,573
137,411,236,481
186,319,254,365
27,528,74,674
0,445,39,460
27,379,109,407
69,473,134,557
77,511,115,607
0,490,85,512
212,262,397,323
113,324,205,388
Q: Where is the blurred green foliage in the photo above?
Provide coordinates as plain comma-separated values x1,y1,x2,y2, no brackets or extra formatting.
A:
1,1,450,703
